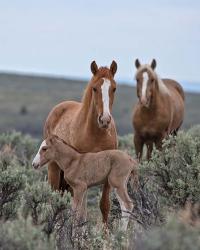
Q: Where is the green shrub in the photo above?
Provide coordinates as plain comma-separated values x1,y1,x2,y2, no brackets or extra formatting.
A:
22,182,72,238
0,130,38,166
134,217,200,250
0,129,200,249
0,216,56,250
144,129,200,208
118,134,135,155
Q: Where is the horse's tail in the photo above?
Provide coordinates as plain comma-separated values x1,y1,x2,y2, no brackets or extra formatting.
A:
129,159,139,191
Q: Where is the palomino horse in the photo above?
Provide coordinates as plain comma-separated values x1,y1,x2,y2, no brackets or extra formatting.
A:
43,61,118,226
32,135,138,231
133,59,185,160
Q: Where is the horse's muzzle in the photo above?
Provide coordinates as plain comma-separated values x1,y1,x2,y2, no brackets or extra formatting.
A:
98,114,111,129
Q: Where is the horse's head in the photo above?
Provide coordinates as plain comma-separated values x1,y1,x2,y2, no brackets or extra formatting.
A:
135,59,157,108
90,60,117,129
32,135,59,169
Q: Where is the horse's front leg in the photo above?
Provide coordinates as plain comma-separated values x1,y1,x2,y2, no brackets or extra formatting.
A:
146,142,153,160
100,179,111,228
134,133,144,161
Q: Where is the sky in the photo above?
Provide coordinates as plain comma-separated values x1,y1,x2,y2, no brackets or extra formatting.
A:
0,0,199,86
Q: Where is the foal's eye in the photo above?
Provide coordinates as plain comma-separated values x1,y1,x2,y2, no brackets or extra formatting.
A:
151,78,154,83
113,88,116,92
93,87,97,92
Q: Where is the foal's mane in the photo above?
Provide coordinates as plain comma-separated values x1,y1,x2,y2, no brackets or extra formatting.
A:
135,65,170,95
82,67,113,111
54,135,87,154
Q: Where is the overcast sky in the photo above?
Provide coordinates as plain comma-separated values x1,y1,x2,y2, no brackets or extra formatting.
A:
0,0,199,84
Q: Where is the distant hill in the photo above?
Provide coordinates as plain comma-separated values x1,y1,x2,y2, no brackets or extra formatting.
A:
0,72,199,137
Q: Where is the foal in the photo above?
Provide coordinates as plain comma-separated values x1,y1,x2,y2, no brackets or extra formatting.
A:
32,135,138,231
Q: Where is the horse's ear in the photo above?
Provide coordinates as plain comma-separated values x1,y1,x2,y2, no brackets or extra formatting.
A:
151,59,157,70
110,60,117,77
91,61,98,75
135,59,141,69
48,134,58,144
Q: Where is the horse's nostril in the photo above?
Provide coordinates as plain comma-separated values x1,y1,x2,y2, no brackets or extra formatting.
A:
98,115,103,124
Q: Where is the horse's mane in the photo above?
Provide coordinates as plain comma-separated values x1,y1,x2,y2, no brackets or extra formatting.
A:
82,67,112,111
135,65,170,95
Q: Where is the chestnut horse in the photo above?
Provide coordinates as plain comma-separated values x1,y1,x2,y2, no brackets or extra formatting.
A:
133,59,185,160
44,61,118,226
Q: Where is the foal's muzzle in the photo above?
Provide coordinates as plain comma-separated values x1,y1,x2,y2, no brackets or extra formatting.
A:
98,114,111,129
32,161,39,169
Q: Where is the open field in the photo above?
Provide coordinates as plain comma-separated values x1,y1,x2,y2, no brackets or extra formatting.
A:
0,72,199,137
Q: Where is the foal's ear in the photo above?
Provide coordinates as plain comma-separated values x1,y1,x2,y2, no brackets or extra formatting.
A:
135,59,141,69
90,61,98,75
110,60,117,77
150,59,157,70
48,134,58,144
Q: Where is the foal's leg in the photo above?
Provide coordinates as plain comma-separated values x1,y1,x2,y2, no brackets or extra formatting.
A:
115,185,133,231
81,191,88,223
100,179,111,227
72,185,87,224
134,134,144,161
48,161,61,190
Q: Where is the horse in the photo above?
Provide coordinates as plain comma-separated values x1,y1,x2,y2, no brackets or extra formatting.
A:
132,59,185,161
43,60,118,227
32,134,138,231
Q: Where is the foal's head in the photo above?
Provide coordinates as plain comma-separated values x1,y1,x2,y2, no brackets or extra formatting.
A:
87,60,117,129
135,59,157,108
32,135,60,169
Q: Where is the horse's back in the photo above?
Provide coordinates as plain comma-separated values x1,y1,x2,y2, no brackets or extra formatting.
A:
44,100,81,138
163,78,185,101
162,78,185,132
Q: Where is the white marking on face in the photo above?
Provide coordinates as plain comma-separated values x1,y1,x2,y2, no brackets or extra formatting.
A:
32,140,47,167
101,78,111,118
141,72,148,101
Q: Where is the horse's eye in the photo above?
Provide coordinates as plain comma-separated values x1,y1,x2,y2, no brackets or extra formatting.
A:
42,147,47,152
136,78,139,82
151,78,154,83
93,87,97,92
113,88,116,92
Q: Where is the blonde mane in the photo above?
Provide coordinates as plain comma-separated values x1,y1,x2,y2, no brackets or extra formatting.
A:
135,65,170,95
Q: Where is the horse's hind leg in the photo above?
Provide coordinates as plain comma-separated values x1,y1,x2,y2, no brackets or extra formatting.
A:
100,179,111,227
48,161,61,190
115,184,133,231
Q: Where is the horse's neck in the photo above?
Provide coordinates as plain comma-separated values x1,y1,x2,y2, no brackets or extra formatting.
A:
149,78,168,110
54,143,80,170
80,97,104,134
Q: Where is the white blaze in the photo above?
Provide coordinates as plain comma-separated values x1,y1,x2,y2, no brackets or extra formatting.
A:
32,140,47,166
141,72,148,100
101,78,111,118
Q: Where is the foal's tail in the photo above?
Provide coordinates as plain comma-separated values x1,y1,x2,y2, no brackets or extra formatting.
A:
129,159,139,191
